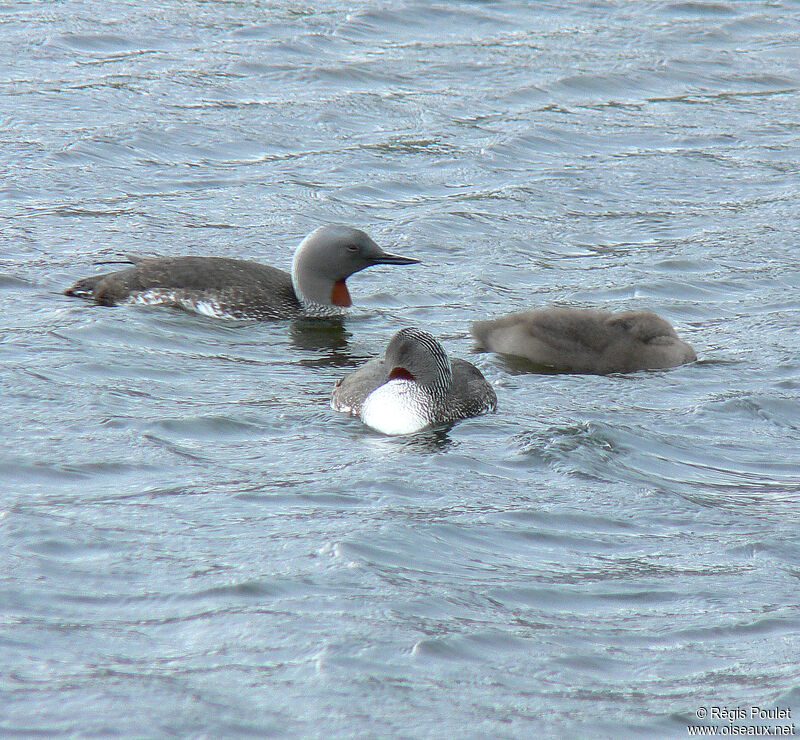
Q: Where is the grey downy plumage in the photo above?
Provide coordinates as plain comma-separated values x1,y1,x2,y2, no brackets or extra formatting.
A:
471,308,696,374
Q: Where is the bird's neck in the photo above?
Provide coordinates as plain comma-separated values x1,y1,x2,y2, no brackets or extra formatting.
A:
292,255,349,317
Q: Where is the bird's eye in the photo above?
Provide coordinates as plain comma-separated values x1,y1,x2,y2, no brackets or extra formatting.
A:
346,244,359,252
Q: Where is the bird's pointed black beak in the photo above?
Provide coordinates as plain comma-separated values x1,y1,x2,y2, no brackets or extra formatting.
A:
370,251,420,266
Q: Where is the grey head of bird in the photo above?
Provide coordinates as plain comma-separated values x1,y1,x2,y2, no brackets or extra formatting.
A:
291,224,419,313
384,327,453,393
606,310,679,342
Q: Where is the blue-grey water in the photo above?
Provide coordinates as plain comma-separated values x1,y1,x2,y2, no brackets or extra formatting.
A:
2,1,800,737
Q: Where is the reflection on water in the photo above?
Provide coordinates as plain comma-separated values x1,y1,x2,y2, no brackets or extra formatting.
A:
489,351,578,376
290,316,349,349
362,423,456,453
289,316,371,369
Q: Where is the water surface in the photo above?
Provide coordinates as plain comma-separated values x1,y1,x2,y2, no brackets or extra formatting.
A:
2,1,800,737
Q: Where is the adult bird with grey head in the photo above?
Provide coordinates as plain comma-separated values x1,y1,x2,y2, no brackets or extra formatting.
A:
332,327,497,435
64,224,419,320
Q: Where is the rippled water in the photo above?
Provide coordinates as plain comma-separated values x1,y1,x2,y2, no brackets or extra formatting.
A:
2,1,800,737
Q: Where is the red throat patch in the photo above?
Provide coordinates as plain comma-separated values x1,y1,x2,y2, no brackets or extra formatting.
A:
331,279,352,307
388,366,415,381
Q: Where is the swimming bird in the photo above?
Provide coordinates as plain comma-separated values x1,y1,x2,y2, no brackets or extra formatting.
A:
332,327,497,435
64,224,419,319
471,308,696,374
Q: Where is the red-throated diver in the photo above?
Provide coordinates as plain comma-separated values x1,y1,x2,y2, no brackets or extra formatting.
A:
64,224,419,319
332,327,497,435
471,308,696,374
